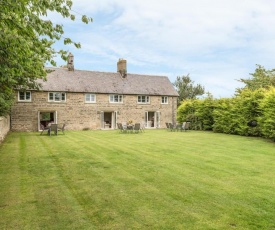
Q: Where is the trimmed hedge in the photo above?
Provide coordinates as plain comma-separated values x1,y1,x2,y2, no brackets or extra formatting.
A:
177,87,275,141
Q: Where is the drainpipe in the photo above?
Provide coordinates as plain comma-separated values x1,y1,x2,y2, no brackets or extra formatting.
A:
172,97,175,125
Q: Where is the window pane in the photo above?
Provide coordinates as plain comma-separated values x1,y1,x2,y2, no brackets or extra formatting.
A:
162,96,168,103
142,96,147,103
26,92,31,100
19,92,25,100
138,95,149,103
49,93,53,100
86,94,95,102
110,95,122,103
55,93,61,101
61,93,65,101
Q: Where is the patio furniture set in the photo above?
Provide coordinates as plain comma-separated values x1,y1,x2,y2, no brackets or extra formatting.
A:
117,123,144,133
166,122,191,132
40,123,66,136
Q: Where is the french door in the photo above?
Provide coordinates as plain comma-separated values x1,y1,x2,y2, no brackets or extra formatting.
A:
100,111,118,129
144,111,160,128
38,111,57,131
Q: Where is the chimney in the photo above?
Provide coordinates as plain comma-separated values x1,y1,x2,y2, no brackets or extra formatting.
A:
67,52,74,71
117,58,127,78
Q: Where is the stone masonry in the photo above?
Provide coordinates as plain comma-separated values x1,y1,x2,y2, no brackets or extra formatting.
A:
11,91,177,131
0,115,10,142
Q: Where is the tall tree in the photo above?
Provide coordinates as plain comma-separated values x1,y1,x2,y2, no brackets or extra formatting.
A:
173,74,205,106
237,64,275,93
0,0,92,116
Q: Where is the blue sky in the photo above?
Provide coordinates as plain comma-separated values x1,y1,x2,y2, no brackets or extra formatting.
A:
49,0,275,98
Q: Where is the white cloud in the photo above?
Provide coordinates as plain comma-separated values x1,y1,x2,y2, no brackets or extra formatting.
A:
48,0,275,97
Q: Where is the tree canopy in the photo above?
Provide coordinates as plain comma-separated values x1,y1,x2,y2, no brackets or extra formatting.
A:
173,74,205,106
0,0,92,116
237,65,275,93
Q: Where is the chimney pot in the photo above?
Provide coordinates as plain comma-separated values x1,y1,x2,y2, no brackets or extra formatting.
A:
67,53,74,71
117,58,127,78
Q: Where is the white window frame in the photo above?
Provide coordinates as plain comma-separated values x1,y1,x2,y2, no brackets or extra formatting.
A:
85,94,96,103
161,96,168,104
109,94,123,103
18,91,31,102
137,95,150,104
48,92,66,102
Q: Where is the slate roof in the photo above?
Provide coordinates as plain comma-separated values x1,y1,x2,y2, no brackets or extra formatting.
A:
37,68,179,96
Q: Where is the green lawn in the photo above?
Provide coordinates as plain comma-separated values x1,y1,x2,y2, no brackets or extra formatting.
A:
0,130,274,229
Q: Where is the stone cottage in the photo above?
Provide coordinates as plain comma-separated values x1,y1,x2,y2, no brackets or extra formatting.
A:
11,55,178,131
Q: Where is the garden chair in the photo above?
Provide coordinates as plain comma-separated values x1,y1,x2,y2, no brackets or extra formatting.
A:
133,123,141,133
49,124,58,136
117,123,127,133
40,125,50,135
117,123,122,132
58,123,66,134
168,123,176,131
180,122,190,131
140,122,146,132
176,124,183,131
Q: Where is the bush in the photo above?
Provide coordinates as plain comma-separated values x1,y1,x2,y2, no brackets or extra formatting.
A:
259,87,275,141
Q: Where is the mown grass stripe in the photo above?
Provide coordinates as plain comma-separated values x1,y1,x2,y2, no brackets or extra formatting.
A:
0,130,274,229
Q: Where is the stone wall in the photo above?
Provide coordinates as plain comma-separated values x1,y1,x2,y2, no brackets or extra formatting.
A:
11,92,177,131
0,115,10,142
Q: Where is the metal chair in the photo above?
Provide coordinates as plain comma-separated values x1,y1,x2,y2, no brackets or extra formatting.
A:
58,123,66,134
40,125,50,135
180,122,190,131
49,124,58,136
168,123,176,131
117,123,127,133
133,123,141,133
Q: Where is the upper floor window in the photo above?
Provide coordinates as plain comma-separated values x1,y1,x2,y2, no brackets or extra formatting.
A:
137,95,150,104
109,95,123,103
48,92,66,102
85,94,96,103
18,91,31,102
161,96,168,104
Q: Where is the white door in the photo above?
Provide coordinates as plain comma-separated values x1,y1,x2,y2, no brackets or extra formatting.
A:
100,111,104,129
145,111,149,128
113,111,118,129
155,111,161,128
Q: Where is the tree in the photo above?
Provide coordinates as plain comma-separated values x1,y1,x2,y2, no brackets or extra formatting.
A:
237,64,275,93
173,74,205,106
0,0,92,116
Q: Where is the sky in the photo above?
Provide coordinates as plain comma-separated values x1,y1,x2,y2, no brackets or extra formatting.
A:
48,0,275,98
